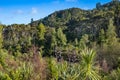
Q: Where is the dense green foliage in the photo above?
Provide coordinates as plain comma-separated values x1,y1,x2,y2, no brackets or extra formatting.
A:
1,1,120,80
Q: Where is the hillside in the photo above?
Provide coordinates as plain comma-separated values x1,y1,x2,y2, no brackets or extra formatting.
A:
31,0,120,40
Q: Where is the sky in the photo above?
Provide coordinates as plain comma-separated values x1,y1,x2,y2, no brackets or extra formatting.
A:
0,0,111,25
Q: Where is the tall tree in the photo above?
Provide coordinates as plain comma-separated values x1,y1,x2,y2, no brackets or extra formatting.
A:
37,23,46,40
50,28,57,55
106,18,117,46
57,28,67,46
96,2,101,9
51,28,57,48
98,29,106,46
36,23,46,48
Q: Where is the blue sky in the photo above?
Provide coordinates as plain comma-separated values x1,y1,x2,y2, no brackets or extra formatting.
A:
0,0,111,25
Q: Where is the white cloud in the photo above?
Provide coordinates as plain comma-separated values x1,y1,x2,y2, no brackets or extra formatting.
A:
31,8,38,14
65,0,77,2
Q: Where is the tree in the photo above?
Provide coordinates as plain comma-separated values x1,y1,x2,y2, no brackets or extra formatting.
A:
79,48,101,80
56,28,67,46
47,58,59,80
51,28,57,49
50,28,57,55
36,23,46,48
96,2,101,9
31,18,34,23
98,29,106,46
106,18,117,46
37,23,46,40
